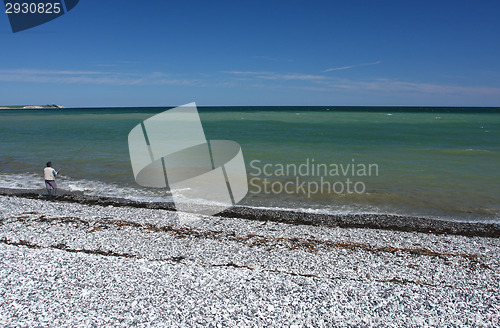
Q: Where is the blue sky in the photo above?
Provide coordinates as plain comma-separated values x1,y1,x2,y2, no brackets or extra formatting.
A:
1,0,499,107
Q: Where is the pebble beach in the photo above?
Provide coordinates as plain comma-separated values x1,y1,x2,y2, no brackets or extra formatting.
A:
2,0,500,326
0,193,499,327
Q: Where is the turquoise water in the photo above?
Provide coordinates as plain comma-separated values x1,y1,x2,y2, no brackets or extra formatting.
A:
0,107,499,221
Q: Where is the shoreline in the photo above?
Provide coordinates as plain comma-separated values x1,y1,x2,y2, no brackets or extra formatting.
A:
2,188,499,238
0,104,64,109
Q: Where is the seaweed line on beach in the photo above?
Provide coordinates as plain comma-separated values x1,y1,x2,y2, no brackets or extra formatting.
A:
2,191,499,238
5,212,492,271
0,237,488,291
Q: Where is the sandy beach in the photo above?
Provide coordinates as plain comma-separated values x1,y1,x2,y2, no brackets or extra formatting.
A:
0,193,499,327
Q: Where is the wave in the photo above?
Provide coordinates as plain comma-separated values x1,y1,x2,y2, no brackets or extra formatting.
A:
0,172,498,223
0,173,174,203
437,148,497,156
0,172,389,216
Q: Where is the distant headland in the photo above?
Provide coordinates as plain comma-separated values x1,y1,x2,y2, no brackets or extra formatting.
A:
0,104,64,109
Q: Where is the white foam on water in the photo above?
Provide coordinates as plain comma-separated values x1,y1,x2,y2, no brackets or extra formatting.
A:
1,172,498,222
0,173,370,216
0,172,173,203
0,172,41,190
234,203,385,216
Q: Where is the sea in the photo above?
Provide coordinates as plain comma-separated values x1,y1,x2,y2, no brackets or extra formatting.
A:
0,106,499,223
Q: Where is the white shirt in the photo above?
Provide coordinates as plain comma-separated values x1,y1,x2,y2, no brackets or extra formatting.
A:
44,167,57,180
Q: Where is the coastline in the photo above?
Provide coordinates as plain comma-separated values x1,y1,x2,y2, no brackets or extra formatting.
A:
0,193,498,326
0,105,64,109
1,107,498,227
1,188,499,238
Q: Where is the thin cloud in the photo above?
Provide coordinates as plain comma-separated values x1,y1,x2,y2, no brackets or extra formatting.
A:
324,61,382,72
221,71,269,75
94,60,141,68
222,70,500,97
0,68,200,86
2,68,498,100
325,78,500,96
222,71,326,81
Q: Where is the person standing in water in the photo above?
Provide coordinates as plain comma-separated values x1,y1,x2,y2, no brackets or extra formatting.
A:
44,161,59,196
